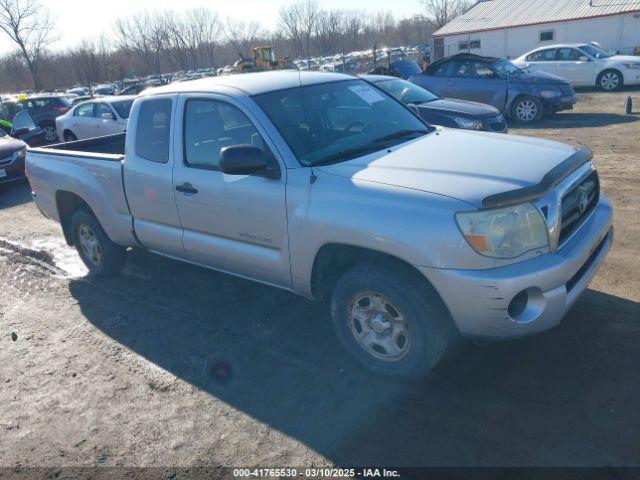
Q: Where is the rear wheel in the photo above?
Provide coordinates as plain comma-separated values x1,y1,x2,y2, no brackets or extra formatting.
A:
330,264,453,379
71,210,125,276
41,123,59,143
511,96,543,124
597,69,622,91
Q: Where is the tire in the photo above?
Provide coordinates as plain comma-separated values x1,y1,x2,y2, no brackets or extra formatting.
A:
511,96,543,124
597,69,622,91
40,123,59,143
64,131,78,142
71,210,125,276
330,264,453,379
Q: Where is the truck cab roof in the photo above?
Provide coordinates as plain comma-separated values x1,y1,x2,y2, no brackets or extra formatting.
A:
141,70,354,97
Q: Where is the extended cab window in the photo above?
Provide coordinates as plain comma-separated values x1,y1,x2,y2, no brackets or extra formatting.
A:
135,98,172,163
183,99,266,170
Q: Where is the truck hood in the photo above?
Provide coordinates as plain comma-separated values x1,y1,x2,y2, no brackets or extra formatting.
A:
314,128,576,208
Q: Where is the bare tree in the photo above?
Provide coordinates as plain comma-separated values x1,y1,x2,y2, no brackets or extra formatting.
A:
0,0,56,89
115,11,168,78
278,0,321,59
422,0,473,28
223,18,265,61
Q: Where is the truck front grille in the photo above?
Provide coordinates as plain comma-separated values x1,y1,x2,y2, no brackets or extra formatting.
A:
559,171,599,245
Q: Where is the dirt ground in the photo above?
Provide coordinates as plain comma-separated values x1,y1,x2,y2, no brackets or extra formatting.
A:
0,88,639,471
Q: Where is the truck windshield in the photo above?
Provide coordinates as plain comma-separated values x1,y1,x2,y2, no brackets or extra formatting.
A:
253,79,430,167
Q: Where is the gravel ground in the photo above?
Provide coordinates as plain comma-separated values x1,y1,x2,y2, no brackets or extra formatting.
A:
0,88,639,470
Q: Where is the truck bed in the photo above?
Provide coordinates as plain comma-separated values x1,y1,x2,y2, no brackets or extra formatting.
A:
39,133,126,158
26,132,137,248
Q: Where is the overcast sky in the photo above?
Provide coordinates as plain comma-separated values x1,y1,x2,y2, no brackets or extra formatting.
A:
0,0,423,55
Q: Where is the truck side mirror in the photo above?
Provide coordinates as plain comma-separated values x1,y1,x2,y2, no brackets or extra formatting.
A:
219,144,280,179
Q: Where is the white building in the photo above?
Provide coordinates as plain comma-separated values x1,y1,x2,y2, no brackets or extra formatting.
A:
432,0,640,60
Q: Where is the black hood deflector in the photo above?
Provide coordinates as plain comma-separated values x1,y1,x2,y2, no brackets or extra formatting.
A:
482,146,593,209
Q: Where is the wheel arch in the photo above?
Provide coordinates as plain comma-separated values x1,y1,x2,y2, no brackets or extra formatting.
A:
596,68,624,89
310,243,437,301
55,190,93,246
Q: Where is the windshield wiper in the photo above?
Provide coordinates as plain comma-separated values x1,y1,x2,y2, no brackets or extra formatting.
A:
373,129,429,143
309,145,385,167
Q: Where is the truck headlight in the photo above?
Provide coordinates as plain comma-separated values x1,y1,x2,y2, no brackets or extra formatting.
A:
13,148,26,160
453,117,484,130
455,203,549,258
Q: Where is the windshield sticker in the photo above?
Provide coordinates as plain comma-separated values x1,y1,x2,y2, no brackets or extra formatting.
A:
348,84,385,104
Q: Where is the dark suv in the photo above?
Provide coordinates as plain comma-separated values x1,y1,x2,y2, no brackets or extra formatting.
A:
17,95,72,142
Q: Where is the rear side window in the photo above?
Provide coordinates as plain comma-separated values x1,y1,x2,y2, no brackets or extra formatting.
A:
135,98,172,163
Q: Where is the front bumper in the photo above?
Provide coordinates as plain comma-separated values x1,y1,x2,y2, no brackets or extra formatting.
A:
420,197,613,339
547,94,576,112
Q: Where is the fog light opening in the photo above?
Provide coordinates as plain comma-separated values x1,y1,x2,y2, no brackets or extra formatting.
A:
508,290,529,319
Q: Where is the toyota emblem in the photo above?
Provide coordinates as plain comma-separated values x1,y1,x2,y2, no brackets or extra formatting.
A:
578,188,589,214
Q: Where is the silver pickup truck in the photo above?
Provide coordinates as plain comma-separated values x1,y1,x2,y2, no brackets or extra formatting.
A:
26,71,613,378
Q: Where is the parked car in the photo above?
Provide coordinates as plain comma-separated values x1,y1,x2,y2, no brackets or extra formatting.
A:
16,94,72,142
0,110,48,185
1,99,24,123
66,87,90,97
26,71,612,379
364,75,507,133
56,96,135,142
513,43,640,91
10,110,48,147
369,59,422,79
70,95,93,106
0,126,27,185
92,84,118,96
117,84,148,96
410,53,577,124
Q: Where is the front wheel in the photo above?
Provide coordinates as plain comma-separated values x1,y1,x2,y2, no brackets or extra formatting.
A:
511,96,543,124
71,210,125,276
597,70,622,91
330,264,453,379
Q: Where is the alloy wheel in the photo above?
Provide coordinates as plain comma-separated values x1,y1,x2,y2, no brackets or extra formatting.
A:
42,126,58,142
515,99,538,122
600,72,620,91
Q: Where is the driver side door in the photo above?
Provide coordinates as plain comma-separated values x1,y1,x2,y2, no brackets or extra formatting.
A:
172,94,291,289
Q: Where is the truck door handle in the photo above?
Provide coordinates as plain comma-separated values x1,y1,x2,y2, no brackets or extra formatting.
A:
175,183,198,194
